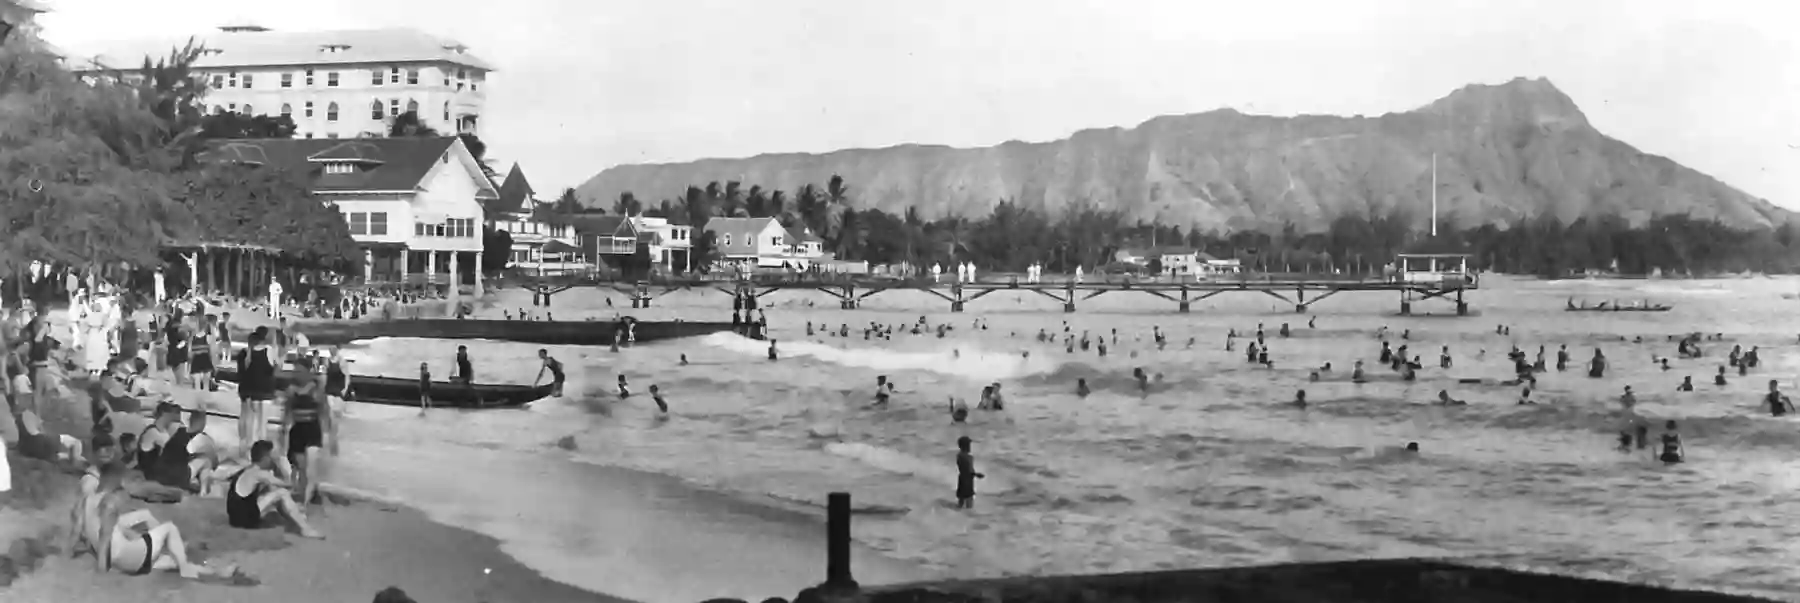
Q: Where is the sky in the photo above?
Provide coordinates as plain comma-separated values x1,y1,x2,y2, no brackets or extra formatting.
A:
33,0,1800,208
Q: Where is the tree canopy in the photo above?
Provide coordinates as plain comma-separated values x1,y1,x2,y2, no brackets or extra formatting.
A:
624,175,1800,276
0,33,361,272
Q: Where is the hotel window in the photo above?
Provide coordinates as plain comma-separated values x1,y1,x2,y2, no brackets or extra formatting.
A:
723,234,732,247
227,73,237,87
369,99,382,120
228,103,236,112
457,68,466,79
304,133,314,139
371,69,382,86
326,102,339,121
442,101,449,121
211,75,223,89
281,72,293,88
369,212,389,235
327,133,340,139
347,212,368,235
304,101,314,117
405,99,418,114
325,163,353,175
327,71,339,87
280,103,292,118
406,69,419,84
304,68,314,86
389,67,400,84
389,98,399,117
211,105,223,115
243,74,254,88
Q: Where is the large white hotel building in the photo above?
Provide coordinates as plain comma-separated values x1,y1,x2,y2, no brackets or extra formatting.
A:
68,24,490,140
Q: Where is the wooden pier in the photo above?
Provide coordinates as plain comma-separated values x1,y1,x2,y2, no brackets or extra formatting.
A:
509,254,1479,316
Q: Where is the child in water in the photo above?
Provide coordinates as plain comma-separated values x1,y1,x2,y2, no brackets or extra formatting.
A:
617,374,631,399
648,384,668,414
955,436,985,509
948,397,968,423
1658,420,1684,464
417,362,432,413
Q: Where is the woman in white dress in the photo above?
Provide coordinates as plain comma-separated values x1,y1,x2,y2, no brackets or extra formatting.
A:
83,299,110,374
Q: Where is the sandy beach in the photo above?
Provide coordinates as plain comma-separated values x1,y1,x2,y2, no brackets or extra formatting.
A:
0,332,627,603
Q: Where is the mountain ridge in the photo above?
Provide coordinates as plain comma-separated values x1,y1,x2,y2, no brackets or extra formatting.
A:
576,77,1791,231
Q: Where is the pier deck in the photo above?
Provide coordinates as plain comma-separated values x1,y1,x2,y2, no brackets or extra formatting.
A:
508,272,1478,316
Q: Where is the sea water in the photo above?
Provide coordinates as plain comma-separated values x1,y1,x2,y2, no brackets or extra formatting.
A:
312,275,1800,602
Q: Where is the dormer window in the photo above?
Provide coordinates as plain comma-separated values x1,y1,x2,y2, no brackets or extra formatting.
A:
324,162,355,175
200,48,224,57
319,43,352,53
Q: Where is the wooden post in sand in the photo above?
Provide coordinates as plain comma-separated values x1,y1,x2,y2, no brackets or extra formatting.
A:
824,491,858,592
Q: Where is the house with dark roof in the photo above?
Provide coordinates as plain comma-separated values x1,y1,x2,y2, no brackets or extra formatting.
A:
199,135,498,285
489,163,580,273
68,24,493,139
565,214,638,265
698,218,830,270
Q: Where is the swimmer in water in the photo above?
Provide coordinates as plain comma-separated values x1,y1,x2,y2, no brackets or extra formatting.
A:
648,385,668,414
1351,360,1367,384
954,436,985,509
1618,385,1637,411
1075,378,1090,398
873,376,892,406
1291,390,1307,409
1658,420,1683,464
768,340,778,361
1436,390,1466,406
680,354,689,366
616,374,631,399
1132,368,1149,393
948,396,968,423
1677,376,1693,391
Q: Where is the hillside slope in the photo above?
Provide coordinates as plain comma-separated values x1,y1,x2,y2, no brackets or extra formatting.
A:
576,77,1790,231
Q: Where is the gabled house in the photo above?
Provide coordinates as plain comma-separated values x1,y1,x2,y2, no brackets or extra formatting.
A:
785,226,825,259
703,217,791,268
628,216,692,272
566,214,637,265
199,136,498,285
1116,246,1206,275
488,163,577,272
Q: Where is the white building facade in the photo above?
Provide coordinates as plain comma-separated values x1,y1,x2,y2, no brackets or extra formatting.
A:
200,136,497,286
71,24,492,139
488,163,580,273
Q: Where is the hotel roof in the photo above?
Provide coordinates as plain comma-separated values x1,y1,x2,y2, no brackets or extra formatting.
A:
68,26,494,72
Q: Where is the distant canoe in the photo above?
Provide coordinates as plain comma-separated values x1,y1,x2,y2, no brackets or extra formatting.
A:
213,367,549,409
257,317,760,347
1564,305,1672,312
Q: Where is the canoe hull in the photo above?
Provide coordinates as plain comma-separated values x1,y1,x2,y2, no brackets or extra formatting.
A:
213,367,550,409
1564,307,1673,312
259,318,760,347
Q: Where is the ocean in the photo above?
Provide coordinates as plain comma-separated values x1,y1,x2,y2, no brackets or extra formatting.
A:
307,275,1800,602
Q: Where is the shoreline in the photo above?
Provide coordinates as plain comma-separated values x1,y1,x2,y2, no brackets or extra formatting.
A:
0,364,633,603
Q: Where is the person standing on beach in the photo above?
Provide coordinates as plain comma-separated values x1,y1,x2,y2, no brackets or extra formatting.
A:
955,436,985,509
533,349,565,397
163,316,189,389
189,315,216,392
279,361,329,508
236,329,277,449
417,362,433,414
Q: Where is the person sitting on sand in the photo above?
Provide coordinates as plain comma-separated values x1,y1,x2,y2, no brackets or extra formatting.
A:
15,408,84,467
98,357,167,415
135,403,184,478
152,409,216,494
225,440,324,539
74,464,237,580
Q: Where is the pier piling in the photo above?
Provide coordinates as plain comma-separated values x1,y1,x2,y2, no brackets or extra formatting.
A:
824,492,858,592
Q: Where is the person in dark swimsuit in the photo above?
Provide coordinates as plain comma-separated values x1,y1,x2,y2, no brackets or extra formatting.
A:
281,361,330,507
226,440,323,538
188,317,216,392
1765,380,1792,417
237,330,278,448
417,362,433,414
81,467,233,580
136,403,182,477
534,349,565,397
453,345,474,385
1658,420,1684,464
164,319,189,388
955,436,985,509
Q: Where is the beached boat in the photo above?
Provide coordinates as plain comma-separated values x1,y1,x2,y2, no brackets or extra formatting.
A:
245,317,761,347
1564,304,1673,312
1564,298,1672,312
211,367,550,408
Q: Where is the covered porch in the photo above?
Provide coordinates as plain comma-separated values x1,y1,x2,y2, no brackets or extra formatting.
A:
359,243,487,292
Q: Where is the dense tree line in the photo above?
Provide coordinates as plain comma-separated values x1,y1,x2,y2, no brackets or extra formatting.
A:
605,176,1800,277
0,34,361,277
